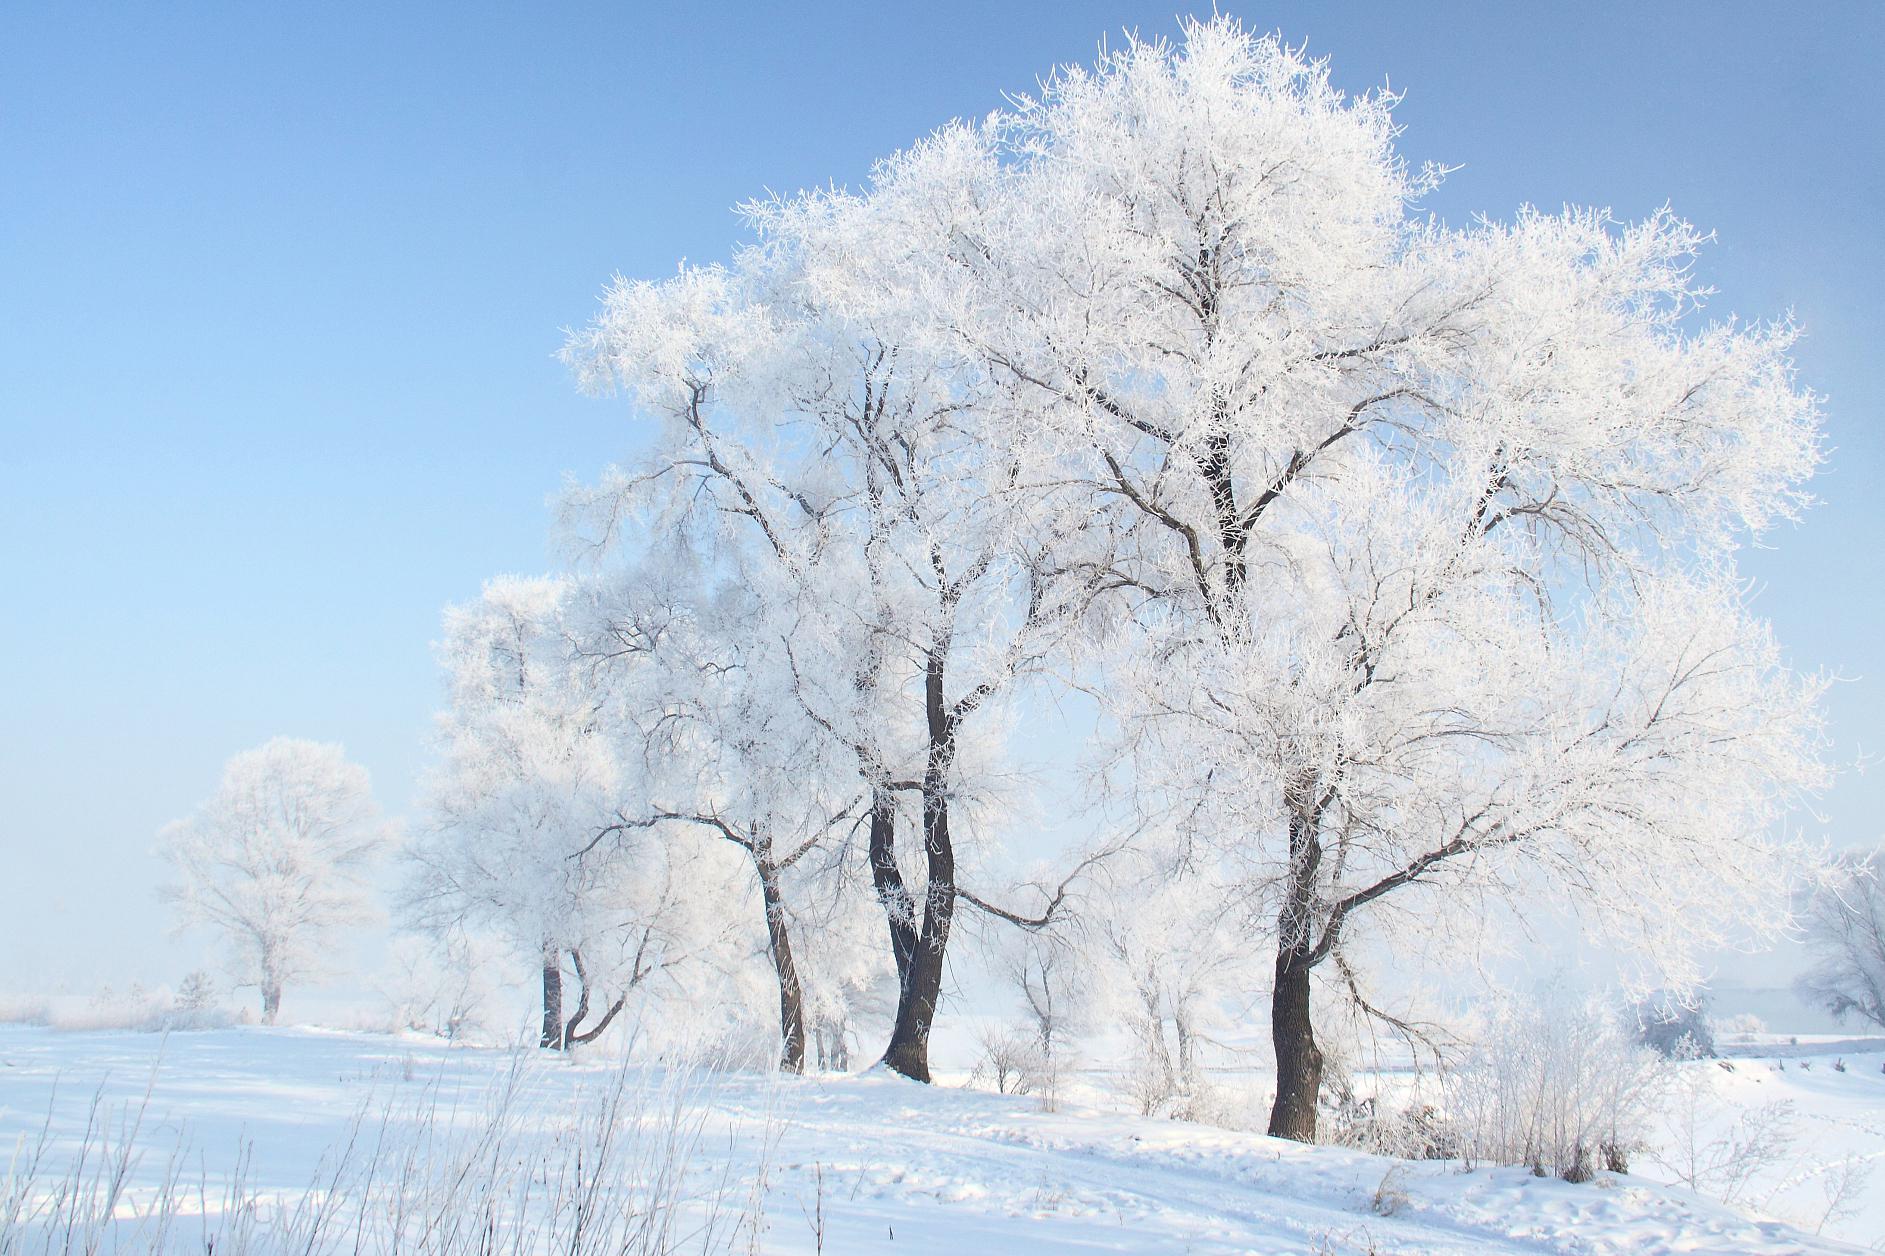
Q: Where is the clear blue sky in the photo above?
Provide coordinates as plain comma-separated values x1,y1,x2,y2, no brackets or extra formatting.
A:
3,2,1880,998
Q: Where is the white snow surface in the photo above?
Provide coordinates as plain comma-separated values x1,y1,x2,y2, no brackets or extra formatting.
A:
0,1024,1869,1254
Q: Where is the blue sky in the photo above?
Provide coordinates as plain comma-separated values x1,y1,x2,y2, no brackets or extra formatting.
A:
3,2,1880,999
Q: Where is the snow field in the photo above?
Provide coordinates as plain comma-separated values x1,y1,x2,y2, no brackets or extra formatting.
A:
0,1025,1873,1254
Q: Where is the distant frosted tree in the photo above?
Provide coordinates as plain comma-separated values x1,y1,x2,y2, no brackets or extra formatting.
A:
157,737,391,1024
1086,848,1254,1117
378,929,500,1042
1798,851,1885,1029
174,969,217,1013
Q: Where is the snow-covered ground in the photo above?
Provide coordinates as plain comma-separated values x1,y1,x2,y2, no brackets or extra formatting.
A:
0,1024,1875,1254
1632,1036,1885,1247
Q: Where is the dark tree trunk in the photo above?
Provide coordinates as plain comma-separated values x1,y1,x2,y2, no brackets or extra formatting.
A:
1267,947,1323,1141
562,947,629,1047
815,1018,849,1071
260,981,282,1026
563,948,592,1047
539,943,564,1049
881,647,957,1083
755,845,807,1073
567,994,628,1045
881,857,953,1082
1199,426,1246,600
860,447,917,996
1267,789,1327,1141
867,784,917,989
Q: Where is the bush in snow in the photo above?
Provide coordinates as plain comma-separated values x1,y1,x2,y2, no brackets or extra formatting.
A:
1446,987,1668,1181
969,1021,1041,1097
1646,1079,1798,1209
0,995,52,1026
1322,1096,1458,1162
1713,1011,1768,1042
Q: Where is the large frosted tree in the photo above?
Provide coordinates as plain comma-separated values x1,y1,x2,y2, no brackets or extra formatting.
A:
560,16,1824,1132
565,203,1112,1081
907,19,1826,1139
158,737,391,1024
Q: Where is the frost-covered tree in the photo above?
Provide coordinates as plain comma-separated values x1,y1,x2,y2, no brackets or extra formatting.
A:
404,576,714,1049
1798,850,1885,1029
564,202,1113,1081
579,566,883,1072
1086,847,1255,1117
888,18,1825,1138
1633,989,1717,1059
378,928,501,1042
561,16,1823,1128
157,737,391,1024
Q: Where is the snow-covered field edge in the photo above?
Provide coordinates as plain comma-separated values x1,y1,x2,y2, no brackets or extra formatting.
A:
1,1024,1876,1255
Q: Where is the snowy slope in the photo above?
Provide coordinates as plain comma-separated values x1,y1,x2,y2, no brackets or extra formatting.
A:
1632,1040,1885,1248
0,1024,1866,1255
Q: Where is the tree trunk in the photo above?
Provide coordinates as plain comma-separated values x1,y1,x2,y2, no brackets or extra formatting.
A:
1175,1001,1200,1092
860,450,917,996
562,948,592,1047
882,648,956,1083
816,1017,849,1071
1199,425,1246,601
1268,783,1327,1142
1267,947,1323,1141
260,981,281,1026
539,943,564,1049
867,784,917,989
567,995,628,1046
1140,980,1173,1090
882,876,953,1081
560,946,630,1047
754,844,806,1073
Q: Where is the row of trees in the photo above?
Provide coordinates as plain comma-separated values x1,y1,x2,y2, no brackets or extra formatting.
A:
161,19,1834,1143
